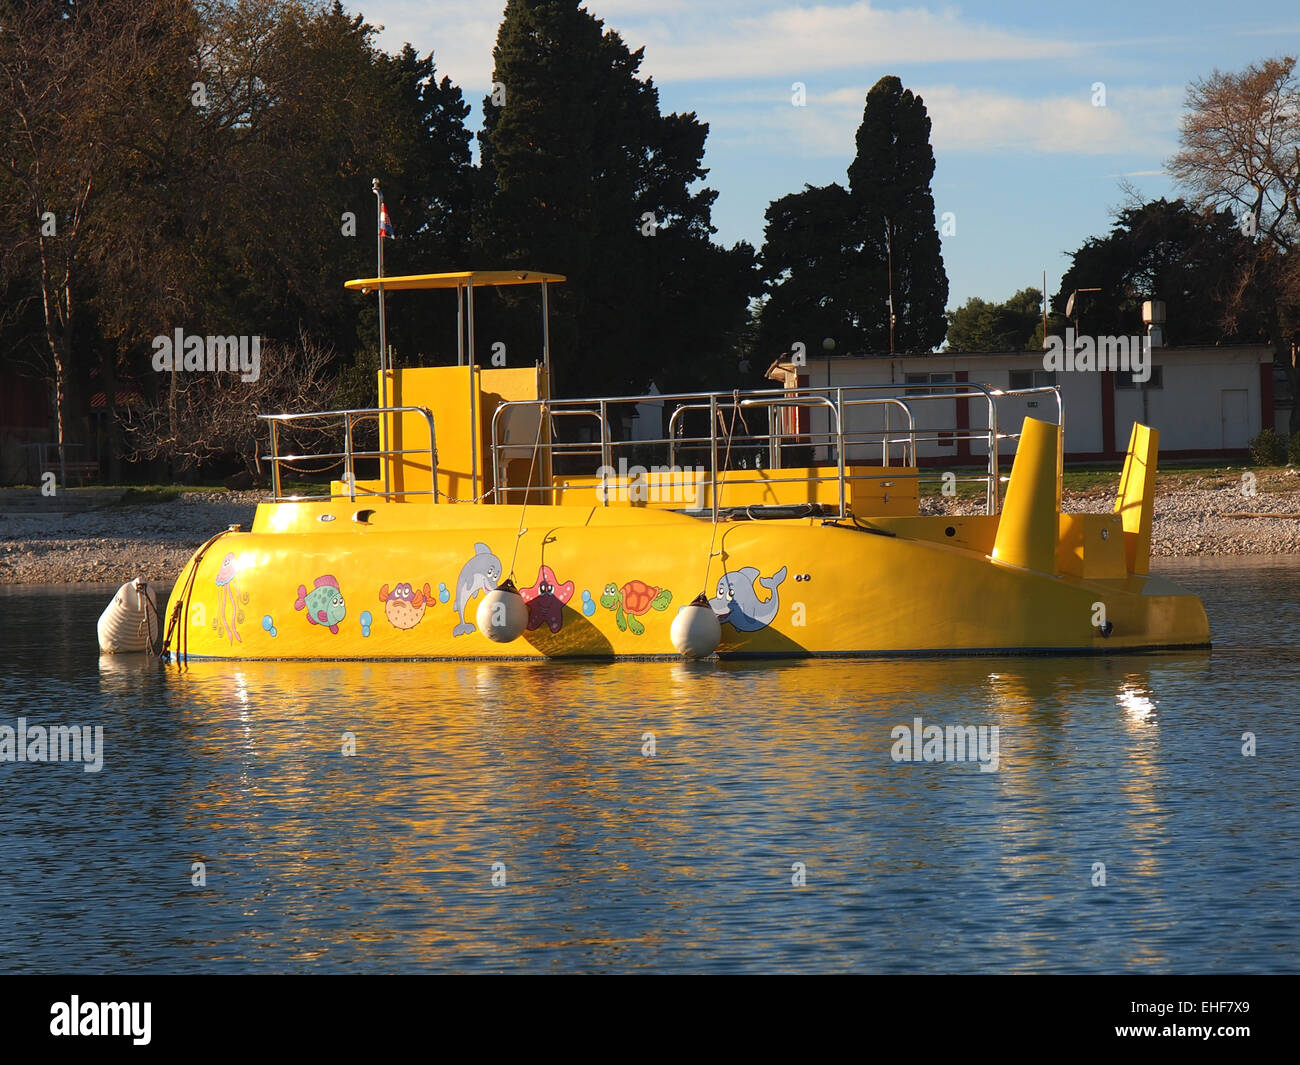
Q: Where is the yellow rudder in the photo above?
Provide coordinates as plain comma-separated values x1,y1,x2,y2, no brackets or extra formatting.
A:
1115,423,1159,576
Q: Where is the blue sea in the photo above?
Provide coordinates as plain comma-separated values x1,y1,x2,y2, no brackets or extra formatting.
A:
0,556,1295,973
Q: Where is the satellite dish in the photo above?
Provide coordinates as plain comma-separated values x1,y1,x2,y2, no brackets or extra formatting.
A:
1065,292,1076,318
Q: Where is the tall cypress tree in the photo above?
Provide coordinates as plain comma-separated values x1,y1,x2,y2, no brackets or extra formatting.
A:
847,75,948,353
757,75,948,359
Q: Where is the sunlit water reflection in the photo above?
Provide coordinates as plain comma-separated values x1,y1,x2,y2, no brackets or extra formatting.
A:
1,556,1296,972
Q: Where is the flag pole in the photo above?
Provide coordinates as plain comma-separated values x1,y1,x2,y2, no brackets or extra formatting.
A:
373,178,390,498
373,179,387,373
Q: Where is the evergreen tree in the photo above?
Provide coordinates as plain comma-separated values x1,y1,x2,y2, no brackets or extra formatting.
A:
946,288,1043,352
477,0,755,399
757,183,865,358
757,75,948,361
1053,199,1269,344
847,76,948,353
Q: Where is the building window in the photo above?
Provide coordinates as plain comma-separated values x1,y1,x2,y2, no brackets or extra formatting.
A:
904,372,956,395
1009,369,1058,390
1115,366,1163,389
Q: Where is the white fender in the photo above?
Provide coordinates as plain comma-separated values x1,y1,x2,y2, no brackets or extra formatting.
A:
97,578,161,653
671,593,722,658
477,580,529,643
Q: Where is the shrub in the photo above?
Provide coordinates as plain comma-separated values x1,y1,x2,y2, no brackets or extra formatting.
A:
1249,428,1287,465
1290,432,1300,466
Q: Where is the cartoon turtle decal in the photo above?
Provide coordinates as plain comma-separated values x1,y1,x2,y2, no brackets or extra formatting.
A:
379,581,432,630
521,565,575,633
600,580,671,635
294,574,346,634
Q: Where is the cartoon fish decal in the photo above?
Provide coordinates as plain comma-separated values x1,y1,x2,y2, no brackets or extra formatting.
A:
295,574,346,634
380,581,432,630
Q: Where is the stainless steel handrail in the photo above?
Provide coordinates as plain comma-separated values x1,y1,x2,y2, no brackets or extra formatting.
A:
258,406,438,502
256,383,1062,513
249,382,1063,516
838,396,916,466
491,382,1046,517
495,391,847,518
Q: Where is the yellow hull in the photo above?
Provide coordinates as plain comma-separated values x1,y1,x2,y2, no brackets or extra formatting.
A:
163,499,1209,660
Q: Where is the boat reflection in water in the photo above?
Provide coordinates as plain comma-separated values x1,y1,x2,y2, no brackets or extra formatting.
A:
145,650,1212,970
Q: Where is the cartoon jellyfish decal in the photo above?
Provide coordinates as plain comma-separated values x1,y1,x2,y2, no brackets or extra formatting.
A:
214,552,248,645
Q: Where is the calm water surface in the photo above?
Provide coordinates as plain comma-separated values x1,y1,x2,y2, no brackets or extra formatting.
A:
0,556,1296,973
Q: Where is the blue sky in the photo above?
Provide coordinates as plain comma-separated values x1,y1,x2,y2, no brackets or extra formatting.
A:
364,0,1300,310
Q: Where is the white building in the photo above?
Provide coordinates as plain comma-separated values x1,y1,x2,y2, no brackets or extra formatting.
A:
801,345,1275,465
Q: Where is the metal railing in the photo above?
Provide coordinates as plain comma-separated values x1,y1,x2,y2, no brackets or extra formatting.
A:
489,382,1064,520
258,406,438,502
255,382,1064,517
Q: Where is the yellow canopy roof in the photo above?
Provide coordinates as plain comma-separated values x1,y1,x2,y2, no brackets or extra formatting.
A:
344,270,565,293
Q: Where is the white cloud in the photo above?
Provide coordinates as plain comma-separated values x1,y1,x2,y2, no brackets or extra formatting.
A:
628,2,1081,81
710,83,1185,159
365,1,1081,92
360,3,1183,160
924,85,1183,155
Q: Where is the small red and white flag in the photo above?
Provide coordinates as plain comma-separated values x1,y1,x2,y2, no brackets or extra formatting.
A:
379,203,395,238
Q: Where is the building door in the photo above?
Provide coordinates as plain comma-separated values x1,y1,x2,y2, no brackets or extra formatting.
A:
1220,389,1250,450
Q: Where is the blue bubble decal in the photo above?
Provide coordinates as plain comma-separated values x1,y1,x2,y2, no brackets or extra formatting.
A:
261,614,277,638
360,610,373,638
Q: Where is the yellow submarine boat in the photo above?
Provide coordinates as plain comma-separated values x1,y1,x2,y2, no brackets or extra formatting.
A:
162,270,1210,660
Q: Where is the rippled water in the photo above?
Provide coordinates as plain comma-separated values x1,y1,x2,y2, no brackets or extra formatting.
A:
1,557,1296,973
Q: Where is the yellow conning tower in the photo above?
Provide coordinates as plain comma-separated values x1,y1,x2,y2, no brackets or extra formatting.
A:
335,270,563,504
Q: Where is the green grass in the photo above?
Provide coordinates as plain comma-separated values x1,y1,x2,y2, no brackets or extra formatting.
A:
919,462,1297,501
114,487,183,506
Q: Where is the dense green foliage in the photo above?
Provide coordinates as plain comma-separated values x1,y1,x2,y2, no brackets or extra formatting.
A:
945,288,1043,352
758,76,948,359
1249,428,1287,465
476,0,756,398
1051,199,1271,344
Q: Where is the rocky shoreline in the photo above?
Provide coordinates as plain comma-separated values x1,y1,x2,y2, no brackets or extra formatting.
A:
0,479,1297,586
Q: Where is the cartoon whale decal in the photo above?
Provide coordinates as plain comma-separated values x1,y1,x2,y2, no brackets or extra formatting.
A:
452,543,502,636
710,566,787,632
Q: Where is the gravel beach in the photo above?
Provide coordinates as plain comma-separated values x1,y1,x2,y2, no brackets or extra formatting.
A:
0,491,262,586
0,476,1296,586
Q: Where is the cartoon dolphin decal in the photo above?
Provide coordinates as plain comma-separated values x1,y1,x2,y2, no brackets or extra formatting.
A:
710,566,787,632
452,543,502,636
